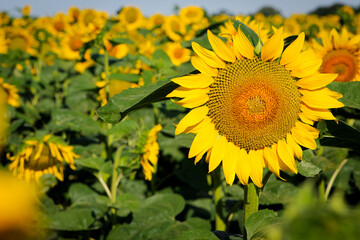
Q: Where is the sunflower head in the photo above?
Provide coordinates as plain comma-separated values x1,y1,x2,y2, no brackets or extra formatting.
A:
313,28,360,82
165,42,191,66
21,5,31,17
7,134,79,182
167,21,344,187
179,6,205,25
118,6,143,31
163,15,186,41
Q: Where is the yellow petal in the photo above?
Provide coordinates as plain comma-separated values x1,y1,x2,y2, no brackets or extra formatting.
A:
172,74,214,89
222,142,237,185
191,56,218,76
248,150,264,188
277,139,298,174
263,146,281,177
233,28,254,59
291,123,317,150
235,148,250,185
208,135,227,172
207,30,236,62
175,94,209,108
280,32,305,65
192,42,226,68
300,103,338,123
300,88,344,109
175,106,209,135
286,133,303,160
330,28,341,49
188,121,217,158
261,27,284,61
167,86,209,98
297,73,337,90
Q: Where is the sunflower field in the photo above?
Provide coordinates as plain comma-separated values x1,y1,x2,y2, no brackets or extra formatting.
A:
1,3,360,240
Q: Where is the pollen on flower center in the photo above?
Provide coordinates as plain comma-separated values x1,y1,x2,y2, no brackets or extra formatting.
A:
207,58,301,151
247,96,266,114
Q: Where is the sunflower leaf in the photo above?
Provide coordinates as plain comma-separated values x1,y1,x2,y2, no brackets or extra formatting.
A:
320,120,360,149
97,80,178,123
108,73,141,83
327,82,360,109
245,209,279,240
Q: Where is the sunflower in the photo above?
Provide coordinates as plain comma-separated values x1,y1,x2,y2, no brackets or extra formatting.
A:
0,78,20,107
5,28,36,55
167,25,343,187
163,15,186,41
165,42,191,66
179,6,205,25
140,124,162,181
21,5,31,17
118,6,143,31
313,28,360,82
7,134,79,182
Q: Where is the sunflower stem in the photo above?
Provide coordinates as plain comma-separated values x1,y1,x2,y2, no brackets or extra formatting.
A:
324,159,348,201
212,167,226,231
243,182,260,239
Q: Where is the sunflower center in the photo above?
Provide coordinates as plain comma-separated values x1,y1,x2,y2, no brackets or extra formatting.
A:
125,9,138,23
8,37,27,51
70,37,83,51
26,144,54,170
321,49,357,82
207,58,301,151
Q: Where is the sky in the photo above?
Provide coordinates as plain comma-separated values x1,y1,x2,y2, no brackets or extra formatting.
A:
0,0,359,18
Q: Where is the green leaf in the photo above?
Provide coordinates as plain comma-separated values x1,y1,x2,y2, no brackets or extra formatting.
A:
48,108,104,135
97,80,178,123
175,229,220,240
44,208,98,231
260,175,298,205
114,193,140,217
108,73,141,83
296,149,322,177
233,20,260,47
327,82,360,109
320,120,360,149
109,37,134,45
245,209,279,240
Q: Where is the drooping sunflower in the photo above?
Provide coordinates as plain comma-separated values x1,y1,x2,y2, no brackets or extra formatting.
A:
313,28,360,82
140,124,162,181
7,134,79,182
167,24,344,187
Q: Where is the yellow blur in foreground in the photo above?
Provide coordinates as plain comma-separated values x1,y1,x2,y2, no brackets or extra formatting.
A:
0,171,38,239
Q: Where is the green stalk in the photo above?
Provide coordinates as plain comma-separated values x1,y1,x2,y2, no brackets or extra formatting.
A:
212,167,226,231
243,182,260,239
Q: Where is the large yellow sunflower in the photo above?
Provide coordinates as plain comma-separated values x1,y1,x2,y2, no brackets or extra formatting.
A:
7,134,79,182
167,24,344,187
313,28,360,82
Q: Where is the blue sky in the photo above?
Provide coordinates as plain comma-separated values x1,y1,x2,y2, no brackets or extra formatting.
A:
1,0,359,17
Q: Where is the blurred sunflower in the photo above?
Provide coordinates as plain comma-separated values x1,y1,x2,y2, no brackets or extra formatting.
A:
179,6,205,25
313,28,360,82
5,27,36,55
118,6,143,31
7,134,79,182
163,15,186,41
167,25,343,187
164,42,191,66
0,171,38,240
0,77,20,107
140,124,162,181
21,5,31,17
